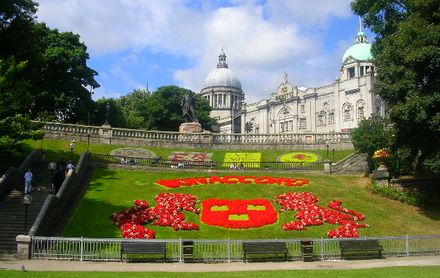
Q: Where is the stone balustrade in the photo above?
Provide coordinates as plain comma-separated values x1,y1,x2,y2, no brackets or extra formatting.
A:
40,122,353,150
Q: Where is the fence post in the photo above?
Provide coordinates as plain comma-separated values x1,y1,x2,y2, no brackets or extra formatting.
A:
406,234,409,257
320,237,324,260
179,238,182,263
227,239,231,263
80,236,84,261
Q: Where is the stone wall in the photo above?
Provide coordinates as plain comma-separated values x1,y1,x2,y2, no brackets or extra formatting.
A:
41,122,354,150
330,153,369,175
0,150,44,200
28,152,90,236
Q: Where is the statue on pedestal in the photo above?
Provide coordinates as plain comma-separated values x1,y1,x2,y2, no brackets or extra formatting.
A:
181,91,198,123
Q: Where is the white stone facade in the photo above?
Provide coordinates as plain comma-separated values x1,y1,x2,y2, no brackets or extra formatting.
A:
200,31,385,134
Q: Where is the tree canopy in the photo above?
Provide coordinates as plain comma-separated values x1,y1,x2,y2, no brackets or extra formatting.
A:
1,0,99,150
352,0,440,174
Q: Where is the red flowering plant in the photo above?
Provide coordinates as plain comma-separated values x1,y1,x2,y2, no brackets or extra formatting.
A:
155,175,309,189
274,192,369,238
110,193,200,239
200,198,278,229
372,148,391,163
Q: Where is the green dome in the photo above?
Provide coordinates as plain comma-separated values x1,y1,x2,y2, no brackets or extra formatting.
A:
342,31,372,63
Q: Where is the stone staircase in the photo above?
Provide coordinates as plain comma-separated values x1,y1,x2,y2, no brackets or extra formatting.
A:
0,161,51,258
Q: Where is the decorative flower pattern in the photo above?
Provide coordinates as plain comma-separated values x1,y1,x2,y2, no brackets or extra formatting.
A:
155,175,309,188
279,152,319,163
275,192,368,238
111,193,200,239
200,199,278,229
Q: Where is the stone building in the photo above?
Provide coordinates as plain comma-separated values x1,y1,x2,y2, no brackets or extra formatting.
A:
200,29,385,134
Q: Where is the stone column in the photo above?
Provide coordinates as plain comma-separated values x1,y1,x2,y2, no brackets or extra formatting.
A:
16,235,32,260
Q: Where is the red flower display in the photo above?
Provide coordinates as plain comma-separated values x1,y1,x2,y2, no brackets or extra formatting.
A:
155,176,309,188
274,192,369,238
200,199,278,229
111,193,200,239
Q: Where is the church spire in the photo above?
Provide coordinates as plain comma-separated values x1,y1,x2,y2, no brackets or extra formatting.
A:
217,47,229,68
355,18,368,44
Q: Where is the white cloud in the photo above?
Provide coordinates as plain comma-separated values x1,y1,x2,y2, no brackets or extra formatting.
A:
36,0,357,102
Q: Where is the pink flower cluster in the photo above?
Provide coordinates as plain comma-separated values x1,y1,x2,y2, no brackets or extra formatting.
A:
111,193,200,239
274,192,368,238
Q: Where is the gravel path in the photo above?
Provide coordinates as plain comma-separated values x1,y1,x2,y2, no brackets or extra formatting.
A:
1,256,439,272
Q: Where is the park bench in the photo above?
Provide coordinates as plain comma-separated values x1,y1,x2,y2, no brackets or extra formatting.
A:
339,239,383,259
120,241,167,262
242,241,288,262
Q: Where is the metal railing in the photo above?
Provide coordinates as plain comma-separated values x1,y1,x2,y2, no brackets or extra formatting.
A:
90,153,325,171
31,235,440,262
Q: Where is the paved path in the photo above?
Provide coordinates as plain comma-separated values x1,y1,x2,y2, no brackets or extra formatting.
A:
1,256,439,272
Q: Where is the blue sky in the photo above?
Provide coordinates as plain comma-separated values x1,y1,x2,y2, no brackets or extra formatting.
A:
35,0,374,103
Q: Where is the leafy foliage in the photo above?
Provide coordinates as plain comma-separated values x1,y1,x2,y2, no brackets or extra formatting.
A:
352,0,440,174
351,115,393,157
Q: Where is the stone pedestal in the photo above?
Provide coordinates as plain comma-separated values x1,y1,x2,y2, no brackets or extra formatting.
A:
372,164,390,185
16,235,31,259
179,122,202,133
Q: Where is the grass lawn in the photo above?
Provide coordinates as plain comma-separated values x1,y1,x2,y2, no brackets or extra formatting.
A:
63,168,440,239
2,266,440,277
22,139,354,165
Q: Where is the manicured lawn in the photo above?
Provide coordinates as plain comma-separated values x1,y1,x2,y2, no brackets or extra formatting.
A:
63,168,440,239
2,266,440,277
22,139,354,165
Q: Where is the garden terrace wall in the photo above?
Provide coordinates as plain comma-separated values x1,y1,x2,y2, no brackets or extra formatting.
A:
41,122,354,150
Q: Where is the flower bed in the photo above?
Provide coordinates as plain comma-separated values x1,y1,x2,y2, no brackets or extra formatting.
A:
278,152,319,163
111,193,200,239
223,152,261,168
275,192,368,238
168,151,212,162
155,175,309,188
201,198,278,229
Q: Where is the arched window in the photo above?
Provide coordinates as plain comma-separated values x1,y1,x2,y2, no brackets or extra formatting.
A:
356,99,365,120
342,102,353,121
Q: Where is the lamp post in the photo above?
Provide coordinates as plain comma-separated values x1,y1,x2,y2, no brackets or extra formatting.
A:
23,194,32,234
326,141,330,159
69,139,75,161
48,162,57,194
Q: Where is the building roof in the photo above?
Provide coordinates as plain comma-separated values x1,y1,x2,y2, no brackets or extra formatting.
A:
342,31,372,63
202,49,242,90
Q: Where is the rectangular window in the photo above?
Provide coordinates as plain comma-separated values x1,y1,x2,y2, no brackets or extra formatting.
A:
347,67,355,79
299,118,307,130
360,66,365,76
328,112,335,124
301,105,305,113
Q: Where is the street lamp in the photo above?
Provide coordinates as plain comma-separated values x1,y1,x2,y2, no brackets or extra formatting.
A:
48,162,57,194
326,141,330,159
69,139,75,161
23,194,32,234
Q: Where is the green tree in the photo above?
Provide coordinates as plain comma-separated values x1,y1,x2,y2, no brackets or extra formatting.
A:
143,86,216,131
352,0,440,174
351,115,393,157
117,89,150,129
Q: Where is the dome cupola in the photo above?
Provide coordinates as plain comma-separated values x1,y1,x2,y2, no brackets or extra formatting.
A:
342,30,372,63
202,49,242,90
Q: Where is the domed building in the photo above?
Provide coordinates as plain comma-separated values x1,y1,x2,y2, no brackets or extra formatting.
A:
200,29,384,134
200,49,245,133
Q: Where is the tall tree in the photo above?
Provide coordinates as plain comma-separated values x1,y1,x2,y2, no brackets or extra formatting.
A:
117,89,150,129
352,0,440,174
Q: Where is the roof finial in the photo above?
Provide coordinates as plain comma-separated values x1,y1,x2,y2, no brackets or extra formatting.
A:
217,47,228,68
359,16,363,33
283,71,288,84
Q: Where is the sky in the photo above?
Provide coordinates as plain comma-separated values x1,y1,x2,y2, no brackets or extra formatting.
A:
35,0,374,103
